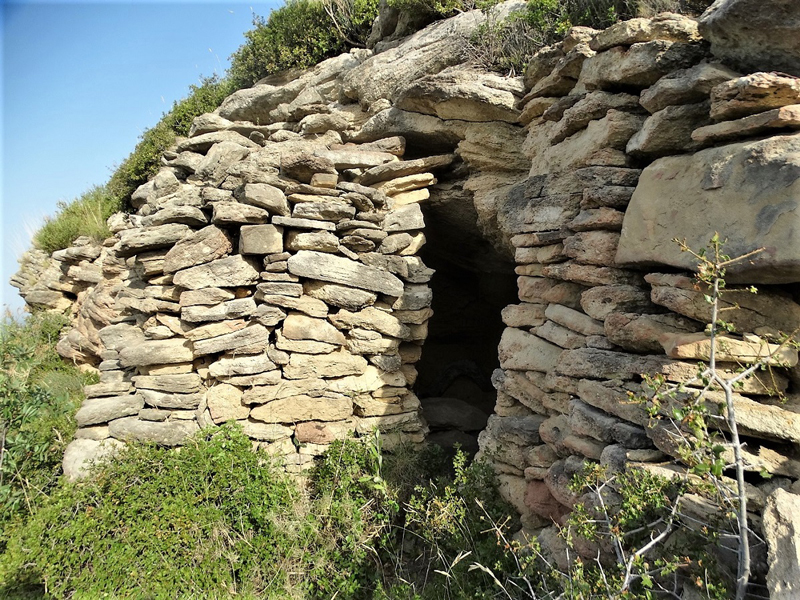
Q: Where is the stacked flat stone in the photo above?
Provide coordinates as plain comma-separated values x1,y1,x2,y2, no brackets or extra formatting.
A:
485,14,800,572
59,127,451,475
13,6,800,588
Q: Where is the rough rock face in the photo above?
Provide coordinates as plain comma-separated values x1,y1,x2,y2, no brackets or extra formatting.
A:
699,0,800,76
617,133,800,283
764,489,800,599
11,2,800,591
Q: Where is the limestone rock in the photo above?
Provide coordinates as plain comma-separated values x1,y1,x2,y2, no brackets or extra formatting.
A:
580,285,654,320
605,312,701,353
207,384,249,424
217,84,299,122
239,224,284,255
176,130,259,153
272,216,336,231
498,328,563,373
502,303,547,328
617,133,800,284
63,438,124,481
250,395,352,424
342,9,485,106
523,45,565,90
109,417,199,447
283,350,368,379
287,251,404,296
358,154,454,186
698,0,800,77
549,91,640,144
579,41,707,91
639,62,740,113
280,153,337,183
710,72,800,121
138,389,204,410
183,319,247,342
329,306,410,338
314,148,397,170
589,14,701,52
528,44,593,98
293,201,356,222
241,420,294,442
132,374,203,393
235,183,290,215
562,230,620,266
173,255,260,289
181,297,257,323
395,66,523,123
647,272,800,334
692,104,800,145
626,102,710,157
99,323,146,352
141,205,208,228
192,141,251,184
211,202,270,225
568,207,625,231
208,353,277,378
256,293,329,318
661,332,798,366
303,281,377,311
283,313,346,345
117,224,191,257
192,323,271,356
764,488,800,599
162,226,233,274
75,395,144,427
525,479,570,521
545,304,604,336
285,230,340,253
119,339,193,367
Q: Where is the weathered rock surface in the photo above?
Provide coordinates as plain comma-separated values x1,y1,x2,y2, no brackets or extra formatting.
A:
639,62,740,114
75,395,144,427
764,488,800,599
396,66,523,123
618,134,800,283
698,0,800,77
173,255,260,289
109,417,199,446
710,72,800,121
287,251,404,296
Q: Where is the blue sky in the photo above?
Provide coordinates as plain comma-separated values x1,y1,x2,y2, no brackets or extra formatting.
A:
2,0,281,312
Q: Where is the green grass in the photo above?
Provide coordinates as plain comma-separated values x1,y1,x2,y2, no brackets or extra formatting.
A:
33,186,119,254
0,312,93,542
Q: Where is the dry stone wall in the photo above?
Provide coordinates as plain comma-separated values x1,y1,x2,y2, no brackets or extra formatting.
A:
16,131,455,477
479,7,800,592
11,0,800,593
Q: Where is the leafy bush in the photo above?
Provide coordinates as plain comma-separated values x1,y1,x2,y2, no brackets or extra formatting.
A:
33,186,119,253
229,0,376,90
0,312,91,539
0,425,302,599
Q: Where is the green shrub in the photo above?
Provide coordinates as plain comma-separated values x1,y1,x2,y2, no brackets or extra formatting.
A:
0,313,91,539
229,0,349,89
0,425,302,599
33,186,119,253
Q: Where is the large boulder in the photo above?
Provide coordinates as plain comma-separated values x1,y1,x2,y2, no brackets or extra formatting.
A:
342,8,487,107
698,0,800,77
617,133,800,284
395,66,524,123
